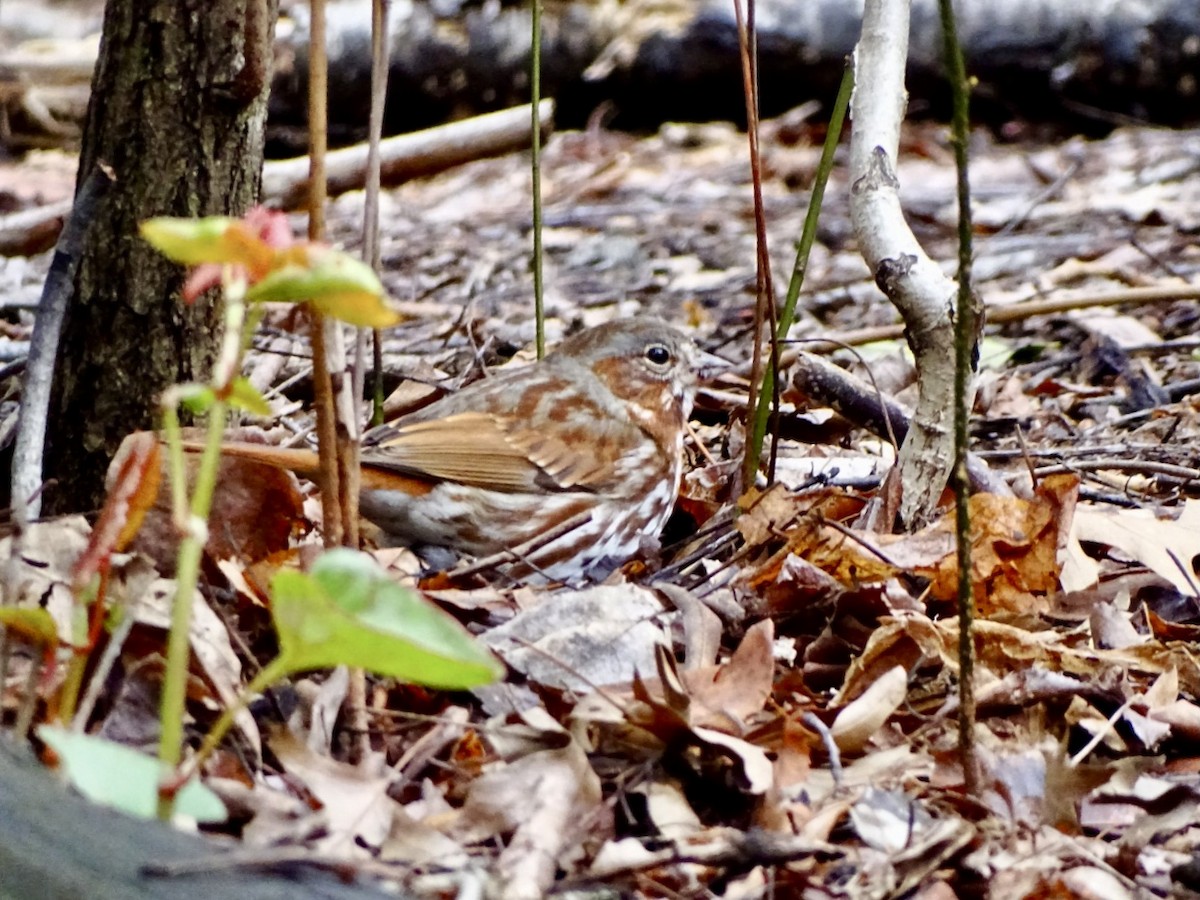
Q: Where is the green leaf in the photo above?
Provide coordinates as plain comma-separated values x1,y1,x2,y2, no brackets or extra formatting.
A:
979,335,1017,369
227,377,272,417
246,252,400,328
0,607,59,646
308,289,402,329
139,217,240,265
270,549,503,688
177,383,217,414
38,726,227,823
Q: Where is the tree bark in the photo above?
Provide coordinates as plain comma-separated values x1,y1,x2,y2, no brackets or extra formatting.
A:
43,0,276,515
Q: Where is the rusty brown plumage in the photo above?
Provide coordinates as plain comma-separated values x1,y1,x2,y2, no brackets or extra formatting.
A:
216,318,722,582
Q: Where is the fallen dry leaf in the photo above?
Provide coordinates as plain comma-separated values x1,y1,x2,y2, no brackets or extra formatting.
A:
831,664,908,753
268,728,396,857
1069,500,1200,597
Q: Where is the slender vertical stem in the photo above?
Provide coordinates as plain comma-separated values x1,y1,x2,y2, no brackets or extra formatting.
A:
307,0,343,546
157,270,247,818
748,65,852,476
733,0,777,488
365,0,390,427
307,0,327,242
938,0,980,797
345,0,390,764
530,0,545,358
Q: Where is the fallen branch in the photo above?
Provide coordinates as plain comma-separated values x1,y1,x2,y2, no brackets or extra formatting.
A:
812,282,1200,350
261,99,556,209
0,200,72,257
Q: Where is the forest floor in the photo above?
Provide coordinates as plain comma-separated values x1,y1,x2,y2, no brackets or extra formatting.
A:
4,110,1200,899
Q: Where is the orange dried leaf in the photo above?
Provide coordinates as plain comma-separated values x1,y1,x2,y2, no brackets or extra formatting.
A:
76,432,161,588
920,490,1062,617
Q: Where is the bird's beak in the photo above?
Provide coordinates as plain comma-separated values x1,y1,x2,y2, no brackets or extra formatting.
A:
694,347,734,382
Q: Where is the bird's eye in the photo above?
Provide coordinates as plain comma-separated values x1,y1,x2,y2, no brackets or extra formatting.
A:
644,343,672,366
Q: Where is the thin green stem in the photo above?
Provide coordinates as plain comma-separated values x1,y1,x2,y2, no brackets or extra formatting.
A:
748,64,853,478
157,274,247,819
156,397,226,819
186,656,291,781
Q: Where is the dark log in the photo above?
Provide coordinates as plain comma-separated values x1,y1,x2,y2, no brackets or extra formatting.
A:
0,742,396,899
789,350,1012,496
268,0,1200,143
5,1,1195,152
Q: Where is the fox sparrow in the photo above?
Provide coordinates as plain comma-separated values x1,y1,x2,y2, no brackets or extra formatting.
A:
216,318,723,582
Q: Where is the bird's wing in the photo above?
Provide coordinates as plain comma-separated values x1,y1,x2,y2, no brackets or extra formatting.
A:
362,411,616,493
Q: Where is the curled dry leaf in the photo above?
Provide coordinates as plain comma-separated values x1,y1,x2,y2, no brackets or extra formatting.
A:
831,664,908,754
689,726,774,796
637,779,703,839
78,431,160,589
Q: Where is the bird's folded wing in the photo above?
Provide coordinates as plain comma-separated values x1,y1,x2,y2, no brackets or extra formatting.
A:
363,411,612,493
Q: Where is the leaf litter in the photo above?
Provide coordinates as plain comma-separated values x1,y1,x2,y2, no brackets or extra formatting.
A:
3,114,1200,896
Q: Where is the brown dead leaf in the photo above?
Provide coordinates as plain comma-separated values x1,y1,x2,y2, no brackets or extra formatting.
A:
129,434,307,573
81,431,160,588
1145,606,1200,642
735,483,864,555
680,618,775,731
919,485,1066,617
269,729,396,856
835,614,946,706
456,738,604,900
771,480,1069,618
754,552,846,619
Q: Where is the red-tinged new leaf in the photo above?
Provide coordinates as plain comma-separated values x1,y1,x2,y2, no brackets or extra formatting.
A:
141,216,278,276
246,250,400,328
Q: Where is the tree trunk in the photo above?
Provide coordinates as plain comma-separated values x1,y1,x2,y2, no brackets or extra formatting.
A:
43,0,276,515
